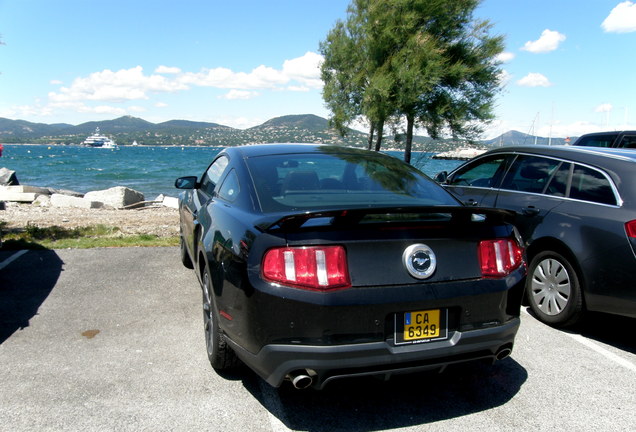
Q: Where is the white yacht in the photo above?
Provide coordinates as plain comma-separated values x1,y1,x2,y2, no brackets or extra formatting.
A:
82,127,117,148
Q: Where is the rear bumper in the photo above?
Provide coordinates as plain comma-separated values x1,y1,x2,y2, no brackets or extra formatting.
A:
229,317,520,389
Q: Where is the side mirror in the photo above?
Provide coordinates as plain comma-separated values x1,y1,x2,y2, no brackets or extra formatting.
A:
175,176,198,190
434,171,448,183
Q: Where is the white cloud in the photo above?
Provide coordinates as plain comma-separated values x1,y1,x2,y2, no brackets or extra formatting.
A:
496,52,515,63
48,66,188,103
286,85,311,92
521,29,566,53
50,79,63,85
595,103,613,113
155,102,168,108
155,65,182,74
218,90,259,100
180,65,288,89
39,52,325,117
282,51,323,89
602,1,636,32
517,73,552,87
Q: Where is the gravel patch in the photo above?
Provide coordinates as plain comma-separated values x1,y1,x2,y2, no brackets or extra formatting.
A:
1,201,180,237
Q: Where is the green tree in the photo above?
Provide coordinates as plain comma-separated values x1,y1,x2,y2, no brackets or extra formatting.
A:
321,0,504,163
321,0,394,151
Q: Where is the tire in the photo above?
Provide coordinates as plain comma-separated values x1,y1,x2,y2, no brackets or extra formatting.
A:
201,265,239,370
179,235,194,269
526,250,584,327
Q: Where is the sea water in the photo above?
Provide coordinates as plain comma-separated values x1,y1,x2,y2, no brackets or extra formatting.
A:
0,145,464,199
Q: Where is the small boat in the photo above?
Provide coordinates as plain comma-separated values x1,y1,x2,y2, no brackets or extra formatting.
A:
82,127,117,148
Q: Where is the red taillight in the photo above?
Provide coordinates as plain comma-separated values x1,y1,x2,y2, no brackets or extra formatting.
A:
626,220,636,238
262,246,351,291
479,239,524,277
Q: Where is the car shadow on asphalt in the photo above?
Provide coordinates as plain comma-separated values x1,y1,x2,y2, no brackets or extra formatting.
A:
572,312,636,354
524,308,636,354
243,358,527,431
0,250,63,344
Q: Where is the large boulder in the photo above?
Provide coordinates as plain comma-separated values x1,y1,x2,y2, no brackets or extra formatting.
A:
84,186,145,209
0,168,19,186
0,185,50,203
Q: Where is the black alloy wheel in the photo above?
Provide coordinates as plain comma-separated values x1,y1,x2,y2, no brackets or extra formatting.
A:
201,265,238,370
526,250,584,327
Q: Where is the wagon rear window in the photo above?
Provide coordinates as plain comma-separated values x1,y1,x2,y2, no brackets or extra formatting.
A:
569,165,617,206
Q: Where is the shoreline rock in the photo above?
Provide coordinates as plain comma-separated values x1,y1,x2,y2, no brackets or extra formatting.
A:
0,184,178,211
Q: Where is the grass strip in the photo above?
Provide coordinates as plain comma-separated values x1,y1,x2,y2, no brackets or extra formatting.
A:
0,222,179,250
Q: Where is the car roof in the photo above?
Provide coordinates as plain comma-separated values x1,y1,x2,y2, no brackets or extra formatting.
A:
576,130,636,137
223,143,337,158
222,143,401,161
481,145,636,165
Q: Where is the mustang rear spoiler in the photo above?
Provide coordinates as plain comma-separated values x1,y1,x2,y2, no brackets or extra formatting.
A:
256,206,516,233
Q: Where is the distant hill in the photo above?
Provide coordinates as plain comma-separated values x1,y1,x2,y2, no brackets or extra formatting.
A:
0,115,569,149
255,114,329,131
157,119,229,130
0,118,73,138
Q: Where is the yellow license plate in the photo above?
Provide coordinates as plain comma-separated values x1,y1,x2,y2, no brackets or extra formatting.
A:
404,309,441,340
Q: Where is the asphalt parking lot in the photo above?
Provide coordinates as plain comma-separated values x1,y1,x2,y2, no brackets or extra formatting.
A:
1,247,635,432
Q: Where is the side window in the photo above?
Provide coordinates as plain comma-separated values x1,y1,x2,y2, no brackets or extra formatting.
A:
500,156,560,193
448,156,507,188
619,135,636,149
544,162,571,197
218,169,240,202
200,156,229,195
569,165,616,205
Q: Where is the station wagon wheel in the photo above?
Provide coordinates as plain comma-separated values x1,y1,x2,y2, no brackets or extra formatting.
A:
526,251,584,327
202,265,238,370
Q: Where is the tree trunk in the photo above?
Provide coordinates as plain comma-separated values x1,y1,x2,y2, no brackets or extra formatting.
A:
404,113,414,164
374,119,384,152
367,123,375,150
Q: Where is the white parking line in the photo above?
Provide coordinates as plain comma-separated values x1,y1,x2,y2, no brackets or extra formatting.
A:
566,333,636,373
522,308,635,372
0,250,28,271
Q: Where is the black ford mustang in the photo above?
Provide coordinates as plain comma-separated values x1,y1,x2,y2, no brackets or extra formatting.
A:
175,144,526,389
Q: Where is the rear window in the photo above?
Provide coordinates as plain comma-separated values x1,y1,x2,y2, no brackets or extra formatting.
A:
569,165,617,205
575,135,616,147
246,151,458,212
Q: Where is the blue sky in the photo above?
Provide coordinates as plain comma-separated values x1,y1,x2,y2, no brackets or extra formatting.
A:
1,0,635,139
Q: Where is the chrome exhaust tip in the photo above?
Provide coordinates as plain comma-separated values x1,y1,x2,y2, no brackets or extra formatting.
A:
287,369,316,389
496,347,513,361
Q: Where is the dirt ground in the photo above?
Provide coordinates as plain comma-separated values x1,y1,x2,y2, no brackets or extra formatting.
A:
0,202,180,237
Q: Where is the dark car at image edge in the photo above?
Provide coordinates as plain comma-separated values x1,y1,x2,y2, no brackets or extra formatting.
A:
176,144,526,389
436,145,636,327
572,130,636,149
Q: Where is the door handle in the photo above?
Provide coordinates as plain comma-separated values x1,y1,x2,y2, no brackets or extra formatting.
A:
522,206,540,216
465,199,478,206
